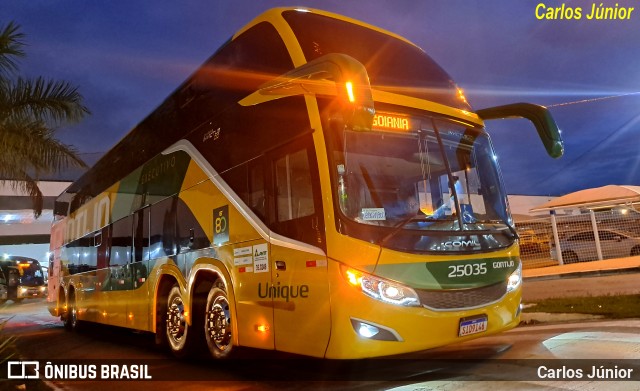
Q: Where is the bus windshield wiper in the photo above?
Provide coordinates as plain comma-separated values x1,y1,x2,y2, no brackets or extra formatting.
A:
378,213,431,248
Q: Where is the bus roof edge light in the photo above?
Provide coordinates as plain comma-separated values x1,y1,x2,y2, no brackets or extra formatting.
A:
242,53,375,131
346,81,355,103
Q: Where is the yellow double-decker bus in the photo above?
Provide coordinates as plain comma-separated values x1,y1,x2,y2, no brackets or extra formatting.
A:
47,7,563,359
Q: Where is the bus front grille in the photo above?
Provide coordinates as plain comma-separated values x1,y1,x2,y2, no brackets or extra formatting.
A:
415,282,508,311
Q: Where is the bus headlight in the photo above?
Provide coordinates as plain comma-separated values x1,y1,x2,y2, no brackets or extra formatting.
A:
342,266,420,307
506,262,522,293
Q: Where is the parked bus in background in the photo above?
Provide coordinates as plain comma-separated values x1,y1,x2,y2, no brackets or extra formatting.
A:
0,256,47,303
47,8,563,359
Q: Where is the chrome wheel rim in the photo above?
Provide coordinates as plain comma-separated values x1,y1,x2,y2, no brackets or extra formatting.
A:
206,294,231,351
167,296,185,343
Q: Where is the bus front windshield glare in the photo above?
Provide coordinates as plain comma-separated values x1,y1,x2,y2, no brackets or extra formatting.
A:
332,118,511,234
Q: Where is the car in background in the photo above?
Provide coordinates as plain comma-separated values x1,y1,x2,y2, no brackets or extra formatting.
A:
518,229,550,255
551,229,640,264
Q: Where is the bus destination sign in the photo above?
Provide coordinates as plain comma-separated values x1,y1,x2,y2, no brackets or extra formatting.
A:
372,112,412,132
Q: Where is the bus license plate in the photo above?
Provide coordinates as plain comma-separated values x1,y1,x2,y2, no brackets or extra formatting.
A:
458,315,487,337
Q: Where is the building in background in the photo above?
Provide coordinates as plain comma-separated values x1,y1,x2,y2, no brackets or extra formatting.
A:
0,181,71,265
508,194,557,222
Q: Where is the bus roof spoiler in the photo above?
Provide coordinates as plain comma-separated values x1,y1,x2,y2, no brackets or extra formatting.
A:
240,53,375,130
476,103,564,159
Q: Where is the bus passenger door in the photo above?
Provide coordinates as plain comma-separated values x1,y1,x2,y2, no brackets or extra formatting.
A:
267,136,331,357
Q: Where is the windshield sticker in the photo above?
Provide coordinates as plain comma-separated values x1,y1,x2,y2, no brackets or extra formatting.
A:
362,208,386,221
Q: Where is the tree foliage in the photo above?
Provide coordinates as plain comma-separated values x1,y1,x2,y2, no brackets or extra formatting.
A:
0,21,89,217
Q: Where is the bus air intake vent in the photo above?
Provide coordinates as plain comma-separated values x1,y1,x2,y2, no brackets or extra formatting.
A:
415,281,507,311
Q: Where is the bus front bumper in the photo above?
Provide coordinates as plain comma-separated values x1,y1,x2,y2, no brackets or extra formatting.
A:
325,263,522,359
16,286,47,299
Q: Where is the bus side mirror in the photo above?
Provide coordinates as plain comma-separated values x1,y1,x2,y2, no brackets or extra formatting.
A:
476,103,564,159
240,53,375,130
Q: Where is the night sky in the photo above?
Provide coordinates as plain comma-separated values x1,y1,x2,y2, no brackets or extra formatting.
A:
3,0,640,196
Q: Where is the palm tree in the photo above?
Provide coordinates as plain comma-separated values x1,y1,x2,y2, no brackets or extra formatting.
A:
0,21,89,217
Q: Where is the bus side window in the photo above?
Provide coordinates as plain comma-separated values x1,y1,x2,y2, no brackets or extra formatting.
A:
267,135,325,249
97,226,111,270
133,207,150,262
249,160,266,220
149,196,178,258
110,216,133,266
275,149,315,222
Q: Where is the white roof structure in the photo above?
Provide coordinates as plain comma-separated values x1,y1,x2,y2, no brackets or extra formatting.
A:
530,185,640,212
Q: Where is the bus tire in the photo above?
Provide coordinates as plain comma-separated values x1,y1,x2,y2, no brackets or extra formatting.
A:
63,293,82,332
204,280,233,359
165,284,195,358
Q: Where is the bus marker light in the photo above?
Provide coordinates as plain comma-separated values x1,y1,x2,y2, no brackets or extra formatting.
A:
345,269,362,286
255,324,270,333
345,81,355,103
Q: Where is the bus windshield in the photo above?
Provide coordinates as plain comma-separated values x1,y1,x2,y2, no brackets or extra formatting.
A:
330,114,513,242
4,258,45,287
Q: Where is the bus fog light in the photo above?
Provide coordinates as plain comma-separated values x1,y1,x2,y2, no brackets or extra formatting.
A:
358,322,379,338
350,318,403,342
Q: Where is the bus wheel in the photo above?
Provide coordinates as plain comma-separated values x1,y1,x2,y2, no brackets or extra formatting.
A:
63,294,81,331
165,284,194,358
204,281,233,359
